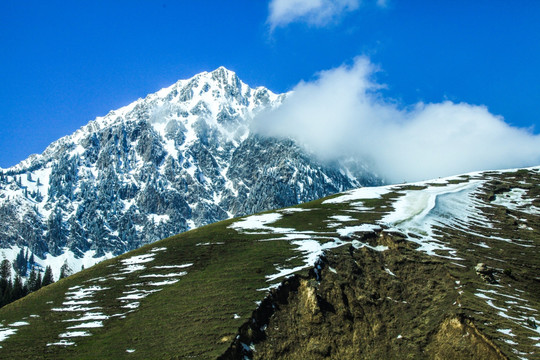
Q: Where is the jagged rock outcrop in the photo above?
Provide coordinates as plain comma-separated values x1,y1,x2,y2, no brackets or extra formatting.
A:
223,230,508,360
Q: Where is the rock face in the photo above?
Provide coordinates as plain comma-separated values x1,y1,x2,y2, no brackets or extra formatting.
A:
0,67,380,269
222,231,508,360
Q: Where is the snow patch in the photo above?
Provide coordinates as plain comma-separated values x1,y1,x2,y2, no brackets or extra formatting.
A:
323,186,392,204
67,321,103,329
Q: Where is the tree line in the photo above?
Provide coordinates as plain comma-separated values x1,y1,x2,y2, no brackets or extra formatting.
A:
0,249,72,308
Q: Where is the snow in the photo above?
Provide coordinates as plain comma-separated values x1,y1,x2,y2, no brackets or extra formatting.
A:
230,213,292,233
47,340,75,346
52,305,102,312
65,286,109,300
8,321,29,327
119,264,146,274
122,302,140,309
337,224,381,237
121,254,155,265
196,242,225,246
0,328,17,342
118,289,160,301
265,239,347,282
67,321,103,329
497,328,516,336
278,208,313,214
63,313,110,322
493,188,540,215
329,215,356,222
59,331,92,338
139,272,187,278
146,279,180,286
351,240,388,252
323,186,392,204
380,181,483,258
153,263,192,269
148,214,170,224
63,300,95,306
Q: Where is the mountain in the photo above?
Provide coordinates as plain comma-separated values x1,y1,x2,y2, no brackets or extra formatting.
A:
0,67,380,279
0,166,538,359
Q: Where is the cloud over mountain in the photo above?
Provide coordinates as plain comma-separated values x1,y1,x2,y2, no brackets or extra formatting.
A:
252,57,540,183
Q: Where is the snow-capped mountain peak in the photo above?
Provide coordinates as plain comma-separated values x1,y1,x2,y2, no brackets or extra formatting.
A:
0,68,379,278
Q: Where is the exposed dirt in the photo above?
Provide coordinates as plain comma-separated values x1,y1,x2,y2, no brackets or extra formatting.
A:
221,230,508,359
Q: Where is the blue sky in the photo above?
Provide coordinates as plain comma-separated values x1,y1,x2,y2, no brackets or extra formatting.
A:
1,0,540,169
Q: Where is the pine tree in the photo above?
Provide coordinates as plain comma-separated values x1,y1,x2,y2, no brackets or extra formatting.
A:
59,261,72,279
14,249,27,276
26,267,39,292
29,253,35,267
0,258,11,281
11,275,25,301
35,270,42,290
0,258,11,307
41,266,54,287
1,278,12,307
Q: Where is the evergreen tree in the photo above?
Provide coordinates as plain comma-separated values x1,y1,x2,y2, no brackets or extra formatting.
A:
11,275,25,301
35,270,42,290
14,249,27,276
41,266,54,287
0,258,11,282
1,278,12,307
29,253,35,267
0,258,11,307
59,261,72,279
26,172,32,182
26,267,40,292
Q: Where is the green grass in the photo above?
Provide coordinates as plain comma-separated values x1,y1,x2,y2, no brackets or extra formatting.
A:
0,168,538,359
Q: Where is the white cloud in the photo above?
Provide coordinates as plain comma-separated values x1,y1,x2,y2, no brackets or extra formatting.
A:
268,0,360,29
252,57,540,183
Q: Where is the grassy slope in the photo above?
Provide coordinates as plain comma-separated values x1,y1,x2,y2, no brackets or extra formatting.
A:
0,168,538,359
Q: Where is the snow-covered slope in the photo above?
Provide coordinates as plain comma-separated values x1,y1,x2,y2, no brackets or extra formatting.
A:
0,67,380,278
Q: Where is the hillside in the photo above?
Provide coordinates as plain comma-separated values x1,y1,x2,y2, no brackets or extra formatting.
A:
0,166,538,359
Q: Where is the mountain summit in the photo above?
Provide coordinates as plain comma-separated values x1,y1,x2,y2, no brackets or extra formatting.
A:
0,68,380,278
